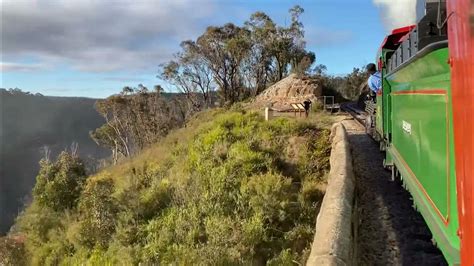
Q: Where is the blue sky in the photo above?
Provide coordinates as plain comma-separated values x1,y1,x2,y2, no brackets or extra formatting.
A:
1,0,397,98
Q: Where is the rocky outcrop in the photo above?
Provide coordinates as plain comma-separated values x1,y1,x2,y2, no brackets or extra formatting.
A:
251,74,322,110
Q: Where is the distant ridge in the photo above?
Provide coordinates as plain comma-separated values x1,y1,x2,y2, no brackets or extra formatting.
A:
0,89,111,235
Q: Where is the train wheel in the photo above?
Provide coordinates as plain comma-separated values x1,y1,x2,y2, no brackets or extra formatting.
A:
392,165,402,185
383,159,392,171
391,166,396,182
365,115,374,137
379,140,386,151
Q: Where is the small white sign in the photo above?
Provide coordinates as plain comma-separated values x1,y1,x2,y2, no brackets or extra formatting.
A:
402,120,412,135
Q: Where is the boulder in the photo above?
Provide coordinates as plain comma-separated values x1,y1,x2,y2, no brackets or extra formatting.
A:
252,74,322,110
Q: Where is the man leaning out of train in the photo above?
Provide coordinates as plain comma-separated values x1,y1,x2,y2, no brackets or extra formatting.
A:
366,63,381,102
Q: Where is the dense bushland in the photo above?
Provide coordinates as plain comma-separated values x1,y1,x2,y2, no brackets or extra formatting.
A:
311,65,368,102
90,85,196,164
4,109,331,265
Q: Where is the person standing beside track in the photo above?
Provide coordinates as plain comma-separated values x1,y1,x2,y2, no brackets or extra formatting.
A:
366,63,381,102
303,99,312,118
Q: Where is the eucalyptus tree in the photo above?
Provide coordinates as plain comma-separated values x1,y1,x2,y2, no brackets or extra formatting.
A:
159,41,214,108
243,12,277,96
91,85,185,163
196,23,251,104
159,5,316,104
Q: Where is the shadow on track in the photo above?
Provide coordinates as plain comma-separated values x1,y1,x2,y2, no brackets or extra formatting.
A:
343,120,446,266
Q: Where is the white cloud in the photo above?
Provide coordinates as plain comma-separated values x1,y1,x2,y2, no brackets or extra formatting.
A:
373,0,417,31
1,0,217,72
0,62,50,72
2,0,358,75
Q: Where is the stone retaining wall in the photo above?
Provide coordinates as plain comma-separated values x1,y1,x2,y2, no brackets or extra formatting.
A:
306,123,356,266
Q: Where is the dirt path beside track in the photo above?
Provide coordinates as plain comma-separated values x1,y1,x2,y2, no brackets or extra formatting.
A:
341,119,447,265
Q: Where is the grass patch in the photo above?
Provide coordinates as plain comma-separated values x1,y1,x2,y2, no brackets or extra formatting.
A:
9,108,331,265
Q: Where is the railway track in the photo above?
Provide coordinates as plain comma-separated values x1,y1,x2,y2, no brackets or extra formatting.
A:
339,102,447,265
340,102,367,127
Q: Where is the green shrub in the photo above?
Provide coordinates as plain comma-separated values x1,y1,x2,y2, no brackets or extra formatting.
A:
267,249,299,266
12,110,331,264
34,230,74,266
0,237,27,266
298,129,331,178
33,152,87,212
78,178,118,249
15,202,61,245
240,173,292,223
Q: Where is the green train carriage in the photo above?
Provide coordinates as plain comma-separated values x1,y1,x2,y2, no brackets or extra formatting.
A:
367,0,467,264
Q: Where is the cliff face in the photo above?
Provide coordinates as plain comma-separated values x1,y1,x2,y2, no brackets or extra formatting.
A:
252,74,322,110
0,90,110,235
